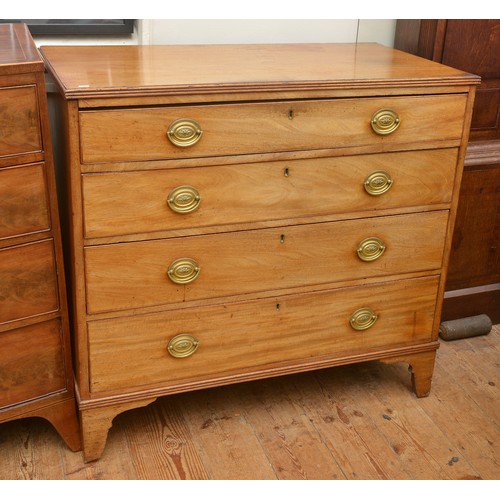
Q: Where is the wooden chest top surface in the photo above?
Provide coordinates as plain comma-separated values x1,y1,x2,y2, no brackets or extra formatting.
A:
40,43,479,98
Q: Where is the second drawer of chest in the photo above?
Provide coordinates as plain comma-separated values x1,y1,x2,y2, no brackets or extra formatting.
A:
84,211,448,314
82,149,458,239
87,275,439,394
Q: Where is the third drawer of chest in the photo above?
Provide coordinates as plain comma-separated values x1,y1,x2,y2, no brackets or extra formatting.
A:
84,210,448,314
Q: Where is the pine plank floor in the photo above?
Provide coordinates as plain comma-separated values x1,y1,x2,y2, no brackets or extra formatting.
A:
1,325,499,480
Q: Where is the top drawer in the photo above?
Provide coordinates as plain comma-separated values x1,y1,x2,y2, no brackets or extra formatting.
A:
79,94,467,164
0,86,42,161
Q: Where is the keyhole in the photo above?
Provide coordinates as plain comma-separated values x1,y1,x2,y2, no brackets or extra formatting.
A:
288,109,294,120
276,303,280,311
284,167,290,177
280,234,285,244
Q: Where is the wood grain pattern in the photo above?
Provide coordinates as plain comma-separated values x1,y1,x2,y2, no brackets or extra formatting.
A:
40,43,478,99
0,319,65,408
87,276,439,394
0,163,50,239
82,149,458,239
441,20,499,142
0,23,42,71
0,85,42,159
446,166,500,289
85,211,448,314
79,95,467,164
0,239,59,324
0,324,497,479
120,399,210,479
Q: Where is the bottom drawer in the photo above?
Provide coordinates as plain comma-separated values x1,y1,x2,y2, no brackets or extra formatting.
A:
88,276,439,394
0,319,66,409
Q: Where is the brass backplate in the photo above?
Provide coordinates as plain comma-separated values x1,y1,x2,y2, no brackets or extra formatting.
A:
350,307,378,331
167,333,200,358
167,118,203,147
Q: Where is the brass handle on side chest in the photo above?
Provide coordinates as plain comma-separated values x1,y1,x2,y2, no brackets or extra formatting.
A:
364,170,393,196
167,333,199,358
371,108,400,135
167,258,200,284
167,118,203,147
357,237,386,262
350,307,378,331
167,185,201,214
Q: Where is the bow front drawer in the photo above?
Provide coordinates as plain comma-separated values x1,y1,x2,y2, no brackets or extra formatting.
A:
84,210,448,314
79,94,467,164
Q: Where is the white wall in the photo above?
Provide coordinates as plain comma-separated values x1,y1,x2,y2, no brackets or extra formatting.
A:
141,19,396,47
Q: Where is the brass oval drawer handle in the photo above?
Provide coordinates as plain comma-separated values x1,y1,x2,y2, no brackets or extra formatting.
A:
167,333,199,358
167,185,201,214
357,237,386,262
167,258,200,284
350,307,378,331
371,108,400,135
167,118,203,147
364,170,393,196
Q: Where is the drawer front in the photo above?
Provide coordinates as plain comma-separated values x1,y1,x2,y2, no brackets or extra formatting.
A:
0,86,42,159
0,240,59,324
82,149,458,239
0,319,65,409
85,211,448,314
79,95,467,164
88,276,439,393
0,163,50,240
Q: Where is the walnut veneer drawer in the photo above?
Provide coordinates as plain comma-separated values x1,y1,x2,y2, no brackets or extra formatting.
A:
0,240,59,324
85,211,448,314
0,319,66,408
88,276,439,394
0,85,42,159
0,163,50,240
79,95,467,164
82,149,458,239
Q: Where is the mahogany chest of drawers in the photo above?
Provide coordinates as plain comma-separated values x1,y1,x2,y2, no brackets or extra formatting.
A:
41,42,479,461
0,23,80,451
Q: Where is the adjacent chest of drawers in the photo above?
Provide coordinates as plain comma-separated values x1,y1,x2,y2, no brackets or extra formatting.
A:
41,42,479,461
0,24,80,451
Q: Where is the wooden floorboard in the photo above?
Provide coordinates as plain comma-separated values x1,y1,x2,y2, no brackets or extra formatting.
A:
1,325,499,480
